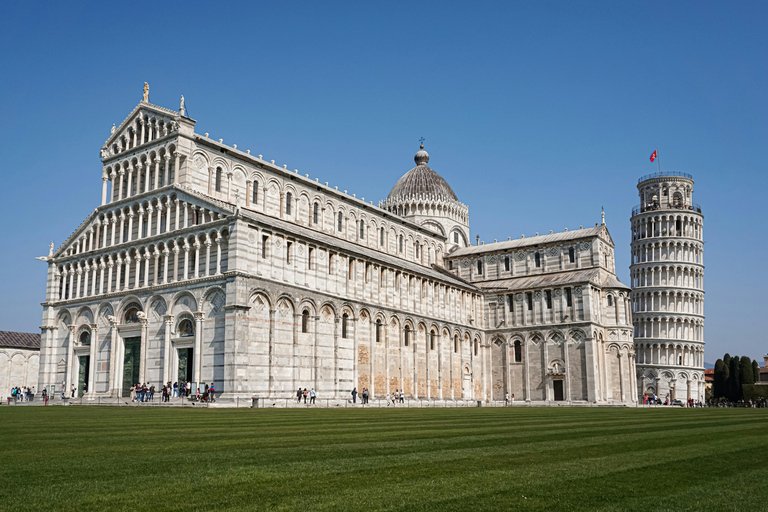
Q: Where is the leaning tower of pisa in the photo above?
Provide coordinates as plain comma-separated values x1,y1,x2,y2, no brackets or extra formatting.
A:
630,171,705,402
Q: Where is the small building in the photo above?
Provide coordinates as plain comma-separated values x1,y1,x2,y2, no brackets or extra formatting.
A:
0,331,41,395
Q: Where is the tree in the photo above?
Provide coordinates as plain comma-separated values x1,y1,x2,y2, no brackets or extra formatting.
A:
740,356,755,387
713,359,727,398
728,355,741,400
753,360,760,383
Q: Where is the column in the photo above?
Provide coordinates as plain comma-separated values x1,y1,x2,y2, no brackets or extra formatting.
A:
165,198,171,233
193,312,205,384
74,264,82,299
118,170,125,200
172,245,179,282
153,158,160,191
143,251,150,288
161,249,168,284
163,155,171,187
163,315,173,385
183,242,190,280
127,211,134,243
563,338,571,401
98,259,106,295
101,219,108,247
124,254,132,290
139,317,148,384
183,202,189,229
618,352,626,402
156,202,163,235
193,238,201,278
215,232,222,274
101,176,108,205
173,153,180,185
174,199,180,231
204,239,212,277
137,207,144,240
65,325,76,395
106,257,114,294
88,324,97,397
153,249,160,285
115,256,123,291
146,205,154,238
523,339,530,401
127,165,134,198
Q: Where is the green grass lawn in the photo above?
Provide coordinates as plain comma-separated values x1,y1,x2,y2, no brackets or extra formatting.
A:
1,406,767,511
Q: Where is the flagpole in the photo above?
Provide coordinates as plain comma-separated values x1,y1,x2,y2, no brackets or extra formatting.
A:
657,149,661,173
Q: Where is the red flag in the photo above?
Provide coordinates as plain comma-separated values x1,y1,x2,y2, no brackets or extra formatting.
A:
650,149,657,163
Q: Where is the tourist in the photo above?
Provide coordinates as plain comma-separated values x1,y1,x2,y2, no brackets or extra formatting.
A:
42,388,48,405
391,390,397,406
362,388,369,404
209,382,216,402
30,386,35,401
310,388,316,404
196,387,201,401
400,390,404,403
511,393,515,404
130,384,136,402
303,388,308,404
172,382,178,398
149,383,155,401
71,385,75,398
351,387,357,403
204,383,210,401
60,388,65,400
82,382,87,395
297,388,303,403
505,393,510,406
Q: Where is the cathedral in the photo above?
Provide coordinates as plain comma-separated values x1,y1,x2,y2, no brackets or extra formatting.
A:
37,87,636,404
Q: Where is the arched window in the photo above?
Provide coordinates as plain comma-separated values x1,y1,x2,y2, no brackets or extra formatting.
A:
399,235,404,253
179,319,195,337
215,168,222,192
79,331,91,345
607,295,613,307
477,260,483,275
338,212,343,232
514,340,522,362
285,192,292,215
375,319,382,343
404,325,410,346
535,252,541,267
312,203,318,224
359,220,365,240
252,180,258,204
569,247,575,263
341,313,348,339
124,307,140,324
380,227,385,246
474,339,478,356
504,256,510,271
430,331,436,351
301,310,310,333
453,232,459,244
454,335,458,353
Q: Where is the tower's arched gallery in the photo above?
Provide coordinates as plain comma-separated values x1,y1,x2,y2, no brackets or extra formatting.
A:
37,90,636,404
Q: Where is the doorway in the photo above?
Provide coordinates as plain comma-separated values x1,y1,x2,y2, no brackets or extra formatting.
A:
177,347,193,383
122,337,141,397
77,356,90,397
553,380,564,401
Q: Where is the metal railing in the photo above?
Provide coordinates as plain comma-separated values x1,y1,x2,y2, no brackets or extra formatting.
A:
1,395,627,408
632,202,702,216
637,171,693,184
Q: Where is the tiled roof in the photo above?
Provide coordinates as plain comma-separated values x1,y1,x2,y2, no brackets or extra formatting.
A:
448,226,606,257
472,267,630,293
0,331,41,350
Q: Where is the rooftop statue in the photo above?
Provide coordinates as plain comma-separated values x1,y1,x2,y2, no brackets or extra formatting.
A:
143,82,149,102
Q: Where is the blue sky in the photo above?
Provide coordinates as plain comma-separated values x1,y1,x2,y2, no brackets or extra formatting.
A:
0,2,766,363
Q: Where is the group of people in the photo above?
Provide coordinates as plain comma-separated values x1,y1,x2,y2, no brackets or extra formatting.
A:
129,383,156,402
296,388,316,404
709,398,768,408
129,381,216,403
351,387,370,404
10,386,35,402
642,394,705,407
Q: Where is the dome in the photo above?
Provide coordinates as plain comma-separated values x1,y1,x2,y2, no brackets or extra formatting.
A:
386,146,458,202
